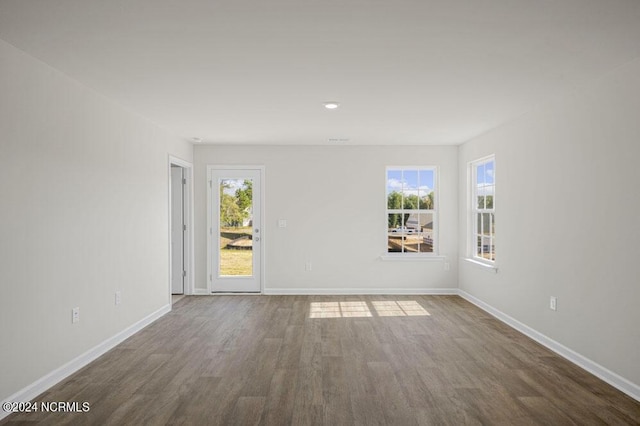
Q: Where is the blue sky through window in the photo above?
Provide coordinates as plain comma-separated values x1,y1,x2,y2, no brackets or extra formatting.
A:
387,168,435,197
221,179,249,196
485,161,494,184
475,160,495,197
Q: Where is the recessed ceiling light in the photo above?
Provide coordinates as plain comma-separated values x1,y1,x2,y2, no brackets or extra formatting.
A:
328,138,350,142
323,102,340,110
191,137,203,143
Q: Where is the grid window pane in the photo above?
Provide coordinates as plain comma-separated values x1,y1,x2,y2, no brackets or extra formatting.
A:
482,213,491,236
386,167,436,256
485,161,494,184
388,214,403,253
481,236,492,258
485,192,494,209
402,170,419,209
387,170,403,209
490,213,495,237
388,213,402,231
418,213,434,252
471,157,495,263
419,169,434,189
479,184,488,209
477,163,485,185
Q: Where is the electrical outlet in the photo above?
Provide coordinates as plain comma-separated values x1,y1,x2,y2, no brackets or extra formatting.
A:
115,291,122,306
550,296,557,311
278,219,287,228
444,262,450,271
305,261,312,271
72,307,80,323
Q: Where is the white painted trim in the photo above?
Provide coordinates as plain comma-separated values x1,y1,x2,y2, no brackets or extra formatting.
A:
457,290,640,402
206,165,265,294
168,155,194,296
206,167,212,294
193,288,210,295
379,254,446,262
462,257,498,272
264,288,458,295
0,304,171,421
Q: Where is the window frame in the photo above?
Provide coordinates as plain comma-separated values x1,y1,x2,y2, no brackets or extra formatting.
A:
384,166,439,258
469,155,496,265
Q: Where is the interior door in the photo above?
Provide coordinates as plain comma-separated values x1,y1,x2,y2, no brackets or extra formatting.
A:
209,168,262,293
171,166,185,294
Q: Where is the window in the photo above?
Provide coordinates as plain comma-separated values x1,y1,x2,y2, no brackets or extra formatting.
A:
470,156,495,262
386,167,437,254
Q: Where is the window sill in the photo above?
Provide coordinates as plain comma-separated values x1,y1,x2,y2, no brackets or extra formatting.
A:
379,254,446,262
463,258,498,272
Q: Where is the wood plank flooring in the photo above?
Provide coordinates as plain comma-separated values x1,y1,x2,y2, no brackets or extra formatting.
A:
2,295,639,425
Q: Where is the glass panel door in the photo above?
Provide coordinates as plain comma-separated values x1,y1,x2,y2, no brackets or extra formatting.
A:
219,178,254,276
209,168,261,292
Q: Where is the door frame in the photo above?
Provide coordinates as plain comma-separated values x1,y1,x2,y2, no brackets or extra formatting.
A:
207,165,265,294
168,155,194,299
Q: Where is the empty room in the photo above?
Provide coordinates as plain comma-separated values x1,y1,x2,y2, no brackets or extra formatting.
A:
1,0,639,424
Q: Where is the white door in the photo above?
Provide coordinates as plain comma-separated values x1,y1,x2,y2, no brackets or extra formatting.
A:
209,168,262,292
171,166,185,294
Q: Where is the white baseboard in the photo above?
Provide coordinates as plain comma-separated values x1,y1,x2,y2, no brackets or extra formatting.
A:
0,304,171,421
457,290,640,402
193,288,209,295
264,287,458,295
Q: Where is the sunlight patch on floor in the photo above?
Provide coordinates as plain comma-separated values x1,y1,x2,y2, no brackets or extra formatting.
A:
309,300,429,318
371,300,430,316
309,301,373,318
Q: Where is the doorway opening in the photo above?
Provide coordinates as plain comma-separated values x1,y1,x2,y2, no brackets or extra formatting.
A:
207,166,264,293
169,156,193,303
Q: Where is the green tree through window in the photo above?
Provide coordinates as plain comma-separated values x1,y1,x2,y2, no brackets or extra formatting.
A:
386,168,437,254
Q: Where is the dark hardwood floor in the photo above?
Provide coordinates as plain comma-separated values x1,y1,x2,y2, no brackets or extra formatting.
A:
3,295,639,425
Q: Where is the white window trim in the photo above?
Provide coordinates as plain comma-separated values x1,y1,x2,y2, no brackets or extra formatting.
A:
463,257,498,272
384,166,440,258
467,155,496,266
380,254,446,262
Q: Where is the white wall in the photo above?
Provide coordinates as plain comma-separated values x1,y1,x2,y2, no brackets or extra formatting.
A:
4,23,637,404
0,39,192,401
458,59,640,387
194,145,458,293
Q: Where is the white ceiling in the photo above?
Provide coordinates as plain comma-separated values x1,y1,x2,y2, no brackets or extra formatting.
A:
1,0,640,146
